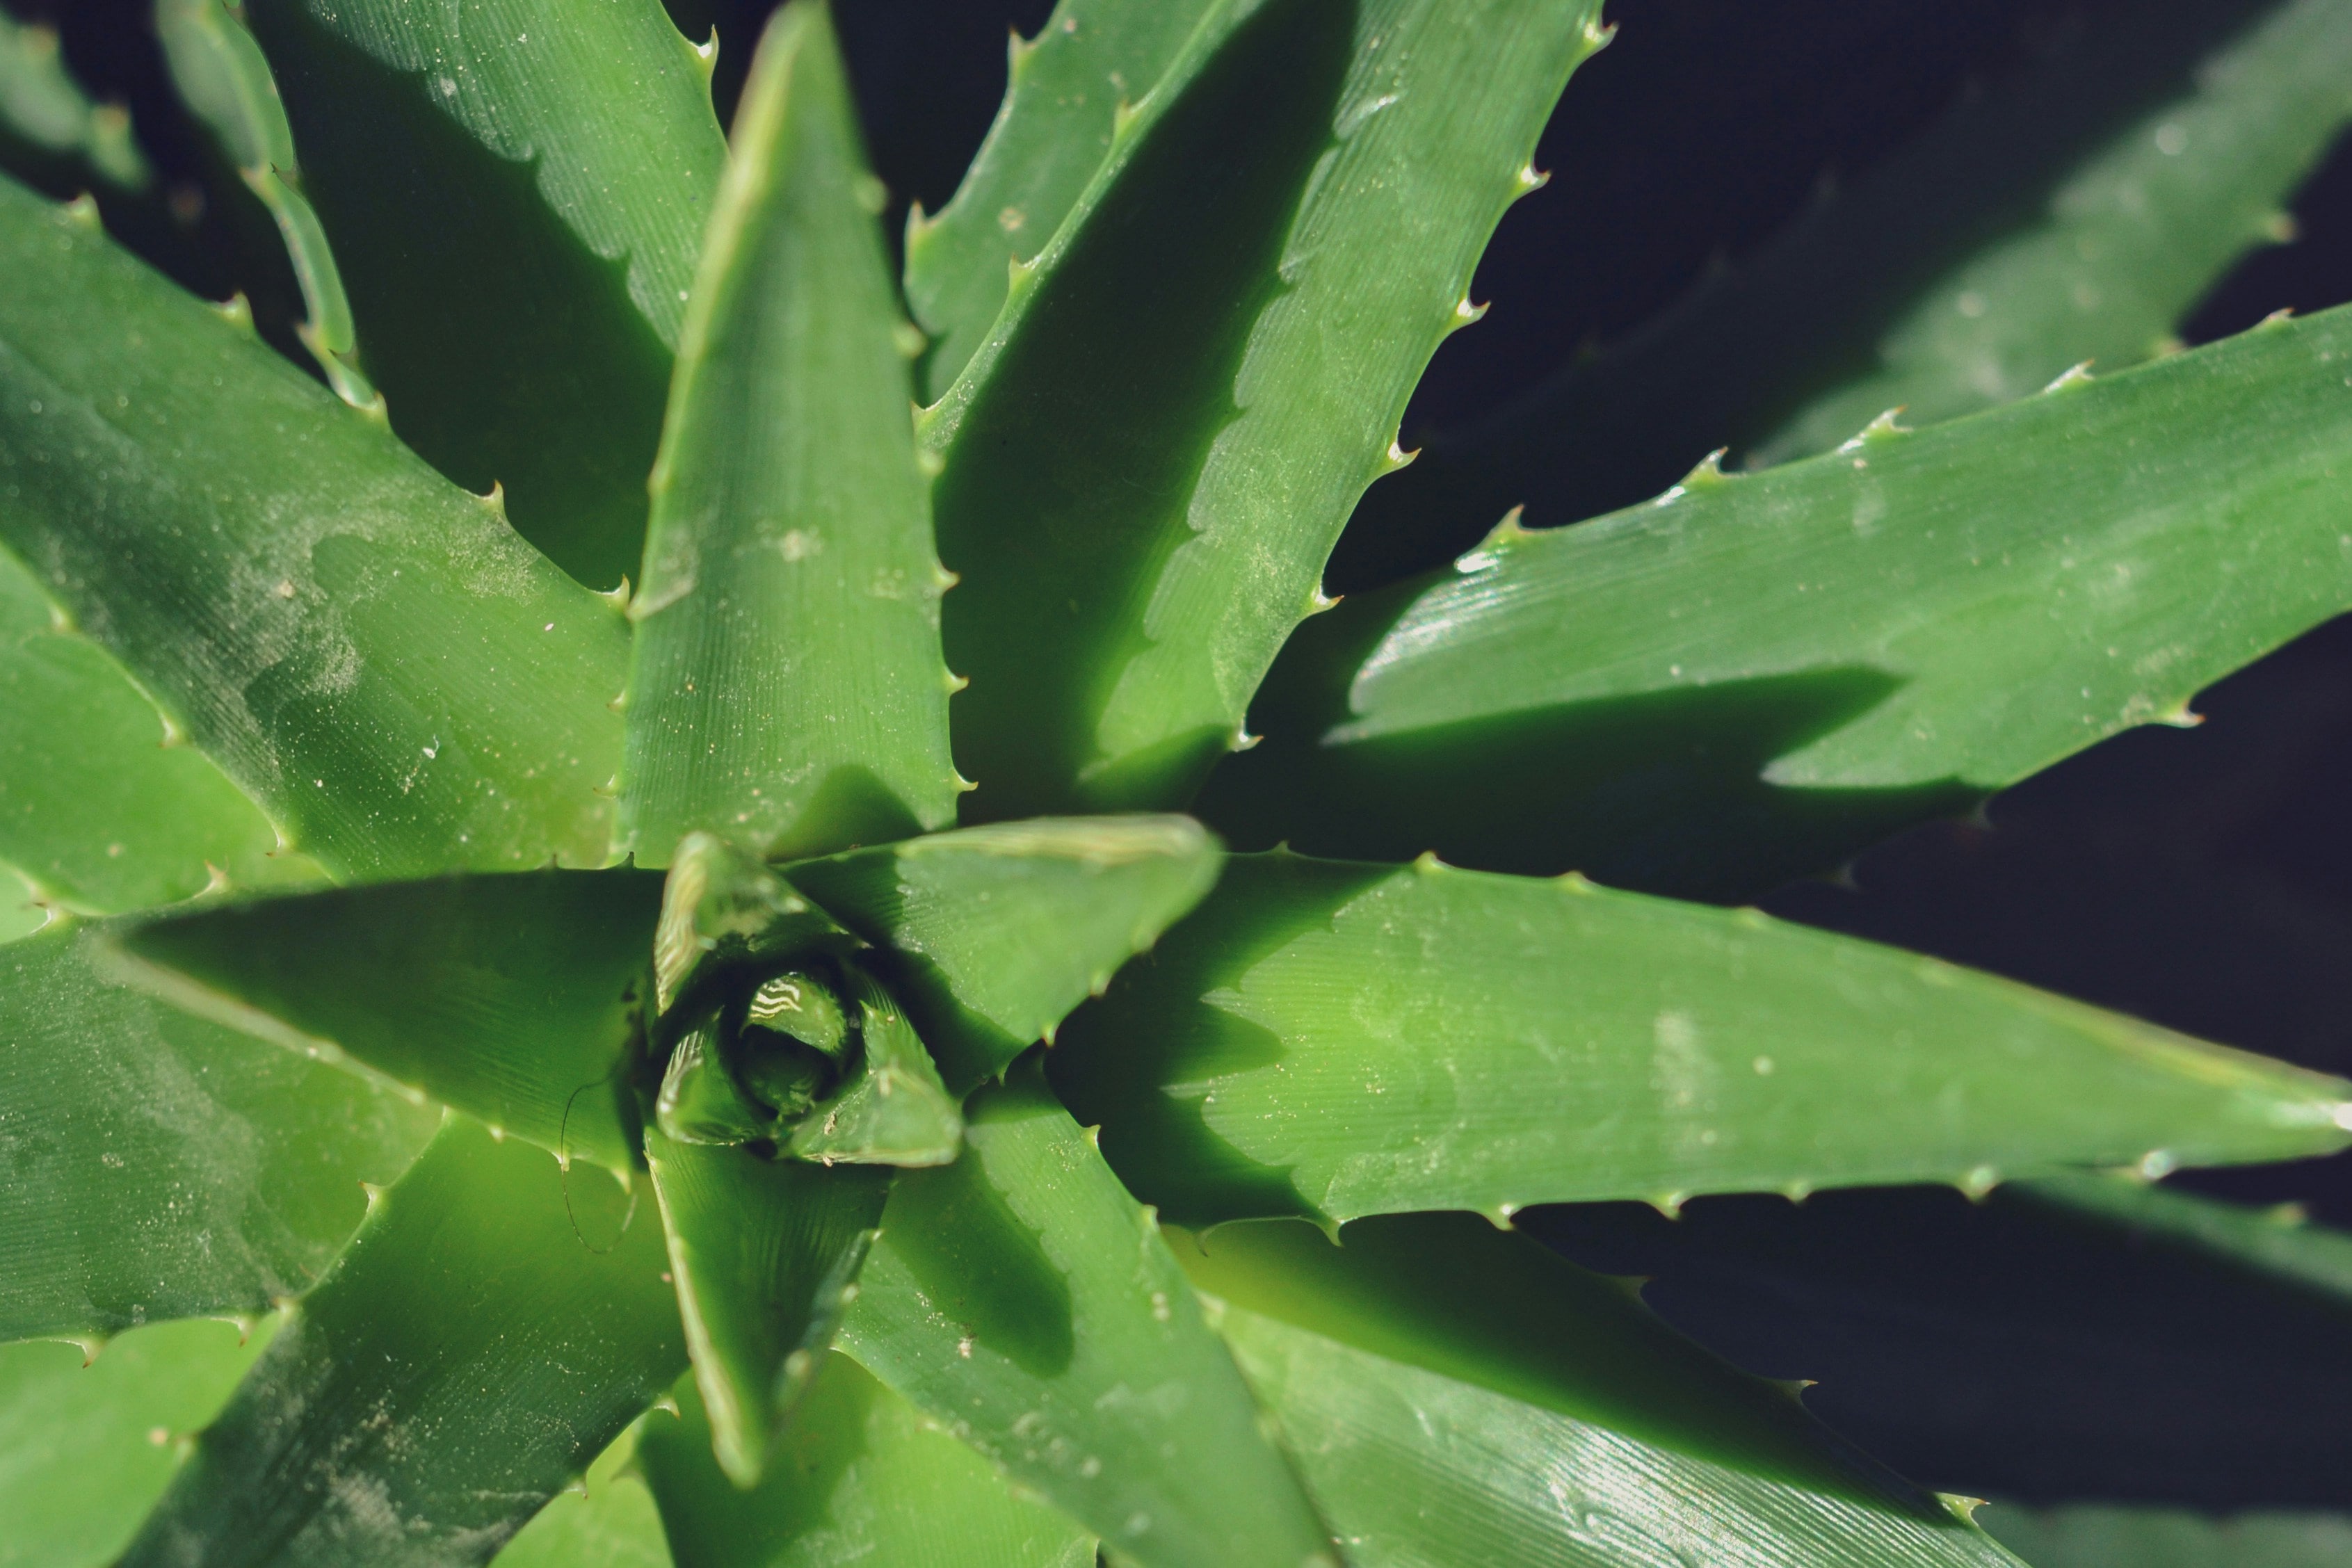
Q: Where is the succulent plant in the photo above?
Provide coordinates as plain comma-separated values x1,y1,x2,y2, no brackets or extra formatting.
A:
7,0,2352,1565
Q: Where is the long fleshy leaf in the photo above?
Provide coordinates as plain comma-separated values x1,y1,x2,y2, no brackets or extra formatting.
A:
903,0,1216,401
787,815,1221,1092
118,1114,686,1567
1182,1213,2021,1567
641,1357,1098,1568
0,924,436,1344
928,0,1605,818
1049,852,2352,1227
1339,0,2352,585
1983,1505,2352,1567
0,173,631,880
155,0,372,406
1208,303,2352,902
112,870,662,1174
839,1066,1335,1568
622,2,958,867
0,1316,271,1568
0,552,314,915
645,1126,888,1485
1529,1174,2352,1510
496,1421,675,1568
239,0,725,587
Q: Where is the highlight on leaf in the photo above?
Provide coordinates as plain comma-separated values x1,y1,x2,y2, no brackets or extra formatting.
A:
4,0,2350,1561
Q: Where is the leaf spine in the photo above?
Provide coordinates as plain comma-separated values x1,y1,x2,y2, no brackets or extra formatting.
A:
2257,305,2298,330
61,192,99,228
2040,361,2095,394
1837,407,1910,451
210,292,257,334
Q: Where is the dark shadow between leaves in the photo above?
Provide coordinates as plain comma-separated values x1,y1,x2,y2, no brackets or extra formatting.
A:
936,0,1359,820
1200,594,1976,901
243,0,673,591
1047,852,1393,1229
879,1106,1075,1379
773,764,926,863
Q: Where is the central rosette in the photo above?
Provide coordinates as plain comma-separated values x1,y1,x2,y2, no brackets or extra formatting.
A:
647,832,960,1167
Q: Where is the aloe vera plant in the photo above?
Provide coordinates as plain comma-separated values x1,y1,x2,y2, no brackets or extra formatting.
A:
8,0,2352,1564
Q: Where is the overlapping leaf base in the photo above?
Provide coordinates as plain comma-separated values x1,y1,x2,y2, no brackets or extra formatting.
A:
6,0,2352,1563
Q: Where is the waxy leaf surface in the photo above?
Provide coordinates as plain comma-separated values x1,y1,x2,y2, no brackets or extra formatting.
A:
904,0,1216,400
1211,305,2352,901
1342,0,2352,581
624,3,958,867
839,1069,1335,1568
1052,853,2352,1226
0,926,435,1343
787,814,1221,1092
641,1357,1097,1568
0,1318,268,1568
118,1115,686,1568
1183,1214,2019,1567
115,870,662,1173
929,0,1604,817
646,1126,888,1487
0,175,631,880
0,552,310,915
239,0,724,587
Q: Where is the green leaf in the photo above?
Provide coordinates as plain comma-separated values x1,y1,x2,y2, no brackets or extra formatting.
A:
640,1356,1097,1568
1049,852,2352,1227
655,832,854,1017
1208,304,2352,903
495,1421,675,1568
0,551,315,916
787,815,1222,1092
0,14,147,192
787,962,962,1167
1186,1215,2020,1567
156,0,373,406
112,870,661,1174
928,0,1605,818
622,2,958,868
1983,1504,2352,1567
0,866,45,944
903,0,1218,401
0,924,437,1343
645,1126,887,1485
0,1316,272,1568
0,174,631,881
240,0,726,588
1529,1174,2352,1508
119,1114,686,1568
1342,0,2352,585
839,1067,1335,1568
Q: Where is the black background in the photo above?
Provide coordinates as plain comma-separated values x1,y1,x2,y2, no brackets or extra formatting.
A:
22,0,2352,1513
